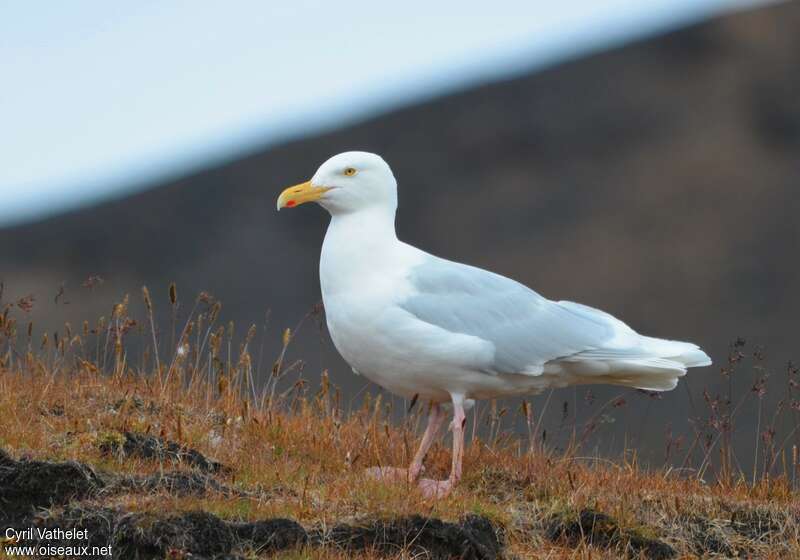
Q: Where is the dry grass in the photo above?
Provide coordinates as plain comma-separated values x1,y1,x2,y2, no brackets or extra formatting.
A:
1,284,799,558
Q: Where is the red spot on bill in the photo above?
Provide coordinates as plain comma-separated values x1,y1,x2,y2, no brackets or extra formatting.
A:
286,200,297,208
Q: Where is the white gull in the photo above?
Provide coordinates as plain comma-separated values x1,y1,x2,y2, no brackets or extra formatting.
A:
277,151,711,497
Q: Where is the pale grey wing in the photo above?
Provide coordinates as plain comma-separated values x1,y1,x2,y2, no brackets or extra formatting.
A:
400,258,617,375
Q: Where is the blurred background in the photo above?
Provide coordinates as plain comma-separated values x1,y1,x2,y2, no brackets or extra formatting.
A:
1,1,798,469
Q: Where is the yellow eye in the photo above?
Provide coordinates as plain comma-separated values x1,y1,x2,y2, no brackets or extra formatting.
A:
344,167,357,176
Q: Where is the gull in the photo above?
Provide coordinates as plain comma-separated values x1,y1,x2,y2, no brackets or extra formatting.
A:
277,151,711,498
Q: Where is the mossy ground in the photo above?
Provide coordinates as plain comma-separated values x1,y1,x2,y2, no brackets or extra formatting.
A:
1,364,798,558
1,288,798,558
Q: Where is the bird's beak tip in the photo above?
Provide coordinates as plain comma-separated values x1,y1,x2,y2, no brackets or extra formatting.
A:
277,180,327,211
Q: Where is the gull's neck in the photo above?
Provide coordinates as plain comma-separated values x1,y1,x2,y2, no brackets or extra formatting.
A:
320,206,406,296
327,206,399,246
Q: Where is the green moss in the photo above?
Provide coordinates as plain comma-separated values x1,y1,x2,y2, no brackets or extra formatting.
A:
466,500,508,526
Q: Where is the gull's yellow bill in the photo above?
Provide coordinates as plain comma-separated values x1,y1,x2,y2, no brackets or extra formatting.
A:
276,181,332,210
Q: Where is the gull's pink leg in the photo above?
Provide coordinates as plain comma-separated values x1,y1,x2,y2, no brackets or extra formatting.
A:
418,394,466,499
365,402,445,483
409,403,446,480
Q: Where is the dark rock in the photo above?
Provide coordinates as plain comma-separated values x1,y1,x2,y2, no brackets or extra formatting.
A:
146,511,238,557
35,506,121,558
233,518,308,553
461,514,505,558
34,508,239,560
546,508,675,559
0,446,235,528
0,449,105,523
111,470,236,498
36,509,306,559
320,514,503,560
99,431,230,474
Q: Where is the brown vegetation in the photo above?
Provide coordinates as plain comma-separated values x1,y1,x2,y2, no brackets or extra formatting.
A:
1,286,799,559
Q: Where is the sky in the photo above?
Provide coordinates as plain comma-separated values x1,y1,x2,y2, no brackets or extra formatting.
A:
0,0,764,227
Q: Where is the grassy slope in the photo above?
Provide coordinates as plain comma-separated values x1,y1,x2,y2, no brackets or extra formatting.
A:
1,291,799,559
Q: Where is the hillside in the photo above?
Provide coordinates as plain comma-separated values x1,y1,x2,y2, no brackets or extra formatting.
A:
1,2,799,460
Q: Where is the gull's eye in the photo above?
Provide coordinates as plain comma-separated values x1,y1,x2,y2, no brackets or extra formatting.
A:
344,167,357,177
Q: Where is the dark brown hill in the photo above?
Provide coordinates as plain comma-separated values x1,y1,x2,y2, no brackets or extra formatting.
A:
1,2,798,460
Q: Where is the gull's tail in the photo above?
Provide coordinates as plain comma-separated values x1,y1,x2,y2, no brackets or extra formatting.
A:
562,337,712,392
555,301,712,392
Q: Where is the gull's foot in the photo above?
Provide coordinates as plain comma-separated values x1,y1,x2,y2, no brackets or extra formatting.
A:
417,477,453,499
364,466,413,483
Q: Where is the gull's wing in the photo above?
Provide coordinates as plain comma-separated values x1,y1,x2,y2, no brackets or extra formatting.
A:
399,257,654,376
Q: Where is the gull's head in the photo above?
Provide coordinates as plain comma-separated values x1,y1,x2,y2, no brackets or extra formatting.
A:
277,151,397,215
